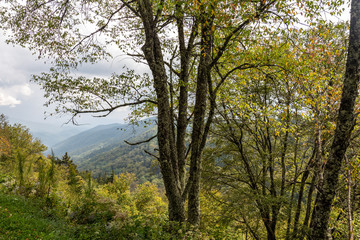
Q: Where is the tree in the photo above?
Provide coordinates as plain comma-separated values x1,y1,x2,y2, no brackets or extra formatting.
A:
0,115,47,195
0,0,344,225
0,114,11,157
201,21,348,239
310,0,360,238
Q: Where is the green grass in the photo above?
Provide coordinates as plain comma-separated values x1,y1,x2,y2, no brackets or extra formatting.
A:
0,193,75,240
0,193,206,240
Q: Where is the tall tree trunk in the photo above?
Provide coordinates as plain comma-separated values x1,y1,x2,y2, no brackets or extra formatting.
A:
175,2,198,193
345,155,354,240
309,0,360,238
286,126,300,240
138,0,185,222
293,147,316,236
303,173,316,228
176,15,190,193
285,182,296,240
264,219,276,240
187,5,213,225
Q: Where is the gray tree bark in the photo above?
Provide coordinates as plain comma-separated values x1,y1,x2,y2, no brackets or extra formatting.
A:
309,0,360,238
345,155,354,240
138,0,186,222
187,4,213,225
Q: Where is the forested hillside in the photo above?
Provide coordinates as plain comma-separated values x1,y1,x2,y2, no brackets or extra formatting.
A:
52,120,160,183
52,123,152,157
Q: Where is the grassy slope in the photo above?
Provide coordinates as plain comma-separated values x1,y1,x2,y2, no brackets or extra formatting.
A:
0,194,75,240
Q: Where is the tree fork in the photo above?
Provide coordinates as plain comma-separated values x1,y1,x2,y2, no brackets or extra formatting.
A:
138,0,185,222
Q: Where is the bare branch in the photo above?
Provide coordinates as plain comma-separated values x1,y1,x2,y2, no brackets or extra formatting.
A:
74,99,157,117
124,134,157,145
127,53,145,58
157,17,175,32
164,60,181,78
59,0,70,25
121,0,140,17
154,0,165,24
144,150,159,159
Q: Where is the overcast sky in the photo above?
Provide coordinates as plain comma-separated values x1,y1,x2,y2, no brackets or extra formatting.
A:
0,35,135,132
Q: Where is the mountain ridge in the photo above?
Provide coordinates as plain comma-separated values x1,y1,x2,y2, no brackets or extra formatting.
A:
50,119,160,183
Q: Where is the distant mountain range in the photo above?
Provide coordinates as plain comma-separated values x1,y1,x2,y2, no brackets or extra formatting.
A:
7,118,91,148
32,127,88,148
49,119,160,183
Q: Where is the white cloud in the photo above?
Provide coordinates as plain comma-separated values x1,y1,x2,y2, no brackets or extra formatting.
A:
0,92,21,107
0,84,33,107
18,84,32,96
